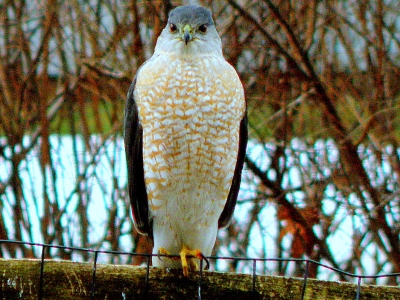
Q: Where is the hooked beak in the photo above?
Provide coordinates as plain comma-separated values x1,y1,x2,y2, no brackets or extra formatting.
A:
182,24,193,45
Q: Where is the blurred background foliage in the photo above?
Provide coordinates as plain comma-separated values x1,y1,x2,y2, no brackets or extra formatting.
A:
0,0,399,284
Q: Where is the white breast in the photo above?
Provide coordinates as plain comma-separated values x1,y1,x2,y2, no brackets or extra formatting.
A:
135,53,245,266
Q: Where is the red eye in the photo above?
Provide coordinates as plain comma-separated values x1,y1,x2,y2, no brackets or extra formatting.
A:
198,24,207,33
169,23,177,32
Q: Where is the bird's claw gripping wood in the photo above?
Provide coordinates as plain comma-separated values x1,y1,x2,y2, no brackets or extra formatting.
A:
180,245,210,277
157,247,179,261
158,246,210,276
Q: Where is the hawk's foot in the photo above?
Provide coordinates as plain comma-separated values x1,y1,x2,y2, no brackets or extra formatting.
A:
180,245,210,277
157,247,180,261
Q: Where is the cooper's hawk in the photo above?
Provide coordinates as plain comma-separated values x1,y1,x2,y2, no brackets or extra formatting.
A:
124,5,247,276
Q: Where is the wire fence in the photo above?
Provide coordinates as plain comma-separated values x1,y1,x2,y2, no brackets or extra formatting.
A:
1,239,399,300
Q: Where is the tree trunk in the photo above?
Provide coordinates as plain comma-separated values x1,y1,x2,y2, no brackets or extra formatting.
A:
0,259,399,299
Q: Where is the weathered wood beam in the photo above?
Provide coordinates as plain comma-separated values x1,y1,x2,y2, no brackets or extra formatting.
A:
0,259,399,299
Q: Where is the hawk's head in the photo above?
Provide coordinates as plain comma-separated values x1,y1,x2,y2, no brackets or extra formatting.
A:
155,5,223,57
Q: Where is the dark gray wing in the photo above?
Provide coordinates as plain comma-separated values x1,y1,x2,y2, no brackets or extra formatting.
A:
218,113,248,229
124,72,152,236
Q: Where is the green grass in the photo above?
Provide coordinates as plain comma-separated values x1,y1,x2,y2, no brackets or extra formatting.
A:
50,100,124,136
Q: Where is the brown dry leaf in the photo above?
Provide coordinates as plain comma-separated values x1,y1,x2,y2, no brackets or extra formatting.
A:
132,233,153,266
331,169,353,197
278,206,320,257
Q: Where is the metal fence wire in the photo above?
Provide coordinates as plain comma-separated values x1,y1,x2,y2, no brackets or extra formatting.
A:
0,240,399,300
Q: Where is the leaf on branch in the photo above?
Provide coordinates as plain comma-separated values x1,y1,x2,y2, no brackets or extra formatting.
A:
278,206,320,258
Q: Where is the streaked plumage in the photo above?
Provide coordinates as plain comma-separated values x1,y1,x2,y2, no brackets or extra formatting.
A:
124,5,247,276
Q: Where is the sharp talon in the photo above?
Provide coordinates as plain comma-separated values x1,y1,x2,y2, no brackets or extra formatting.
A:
203,256,210,270
183,266,189,277
196,251,210,270
158,247,169,261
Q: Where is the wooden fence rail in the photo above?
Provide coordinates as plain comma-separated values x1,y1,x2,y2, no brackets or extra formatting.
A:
1,259,399,300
